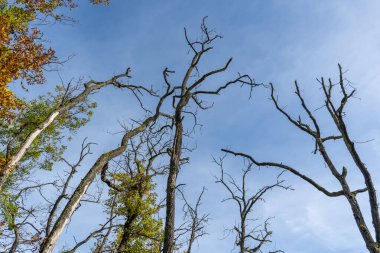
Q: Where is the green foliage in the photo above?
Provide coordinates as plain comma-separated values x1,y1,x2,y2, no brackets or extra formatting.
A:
0,85,96,234
0,85,96,172
0,192,17,232
107,162,163,253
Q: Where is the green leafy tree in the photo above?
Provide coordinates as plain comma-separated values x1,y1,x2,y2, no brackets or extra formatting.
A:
108,161,163,253
0,84,96,238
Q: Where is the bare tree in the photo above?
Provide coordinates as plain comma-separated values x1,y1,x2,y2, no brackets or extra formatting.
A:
223,65,380,253
91,196,117,253
39,68,174,253
161,17,257,253
57,192,118,253
45,139,95,238
176,187,209,253
1,17,272,253
0,138,105,253
0,181,53,253
215,156,289,253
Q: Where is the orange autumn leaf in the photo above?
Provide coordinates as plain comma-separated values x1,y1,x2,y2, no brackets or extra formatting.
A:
0,0,109,122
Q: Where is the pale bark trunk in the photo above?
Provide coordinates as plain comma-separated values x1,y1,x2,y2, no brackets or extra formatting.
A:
240,221,245,253
10,111,60,168
39,116,155,253
0,111,60,190
0,72,131,192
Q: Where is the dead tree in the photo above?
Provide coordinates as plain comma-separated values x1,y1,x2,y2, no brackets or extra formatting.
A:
39,69,174,253
215,156,288,253
0,139,104,253
161,17,257,253
0,181,53,253
176,187,209,253
45,139,95,238
62,196,117,253
223,65,380,253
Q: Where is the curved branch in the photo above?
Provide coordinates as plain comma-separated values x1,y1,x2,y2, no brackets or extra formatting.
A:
221,149,367,197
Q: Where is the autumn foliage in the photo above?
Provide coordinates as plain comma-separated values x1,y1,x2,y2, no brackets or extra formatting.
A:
0,0,108,120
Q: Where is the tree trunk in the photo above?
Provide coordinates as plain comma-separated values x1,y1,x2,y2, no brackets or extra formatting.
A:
117,214,138,253
39,157,108,253
163,112,183,253
39,116,155,253
240,221,245,253
187,224,196,253
0,72,132,192
0,111,60,191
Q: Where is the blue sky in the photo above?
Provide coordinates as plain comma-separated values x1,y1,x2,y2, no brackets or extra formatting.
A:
21,1,380,252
